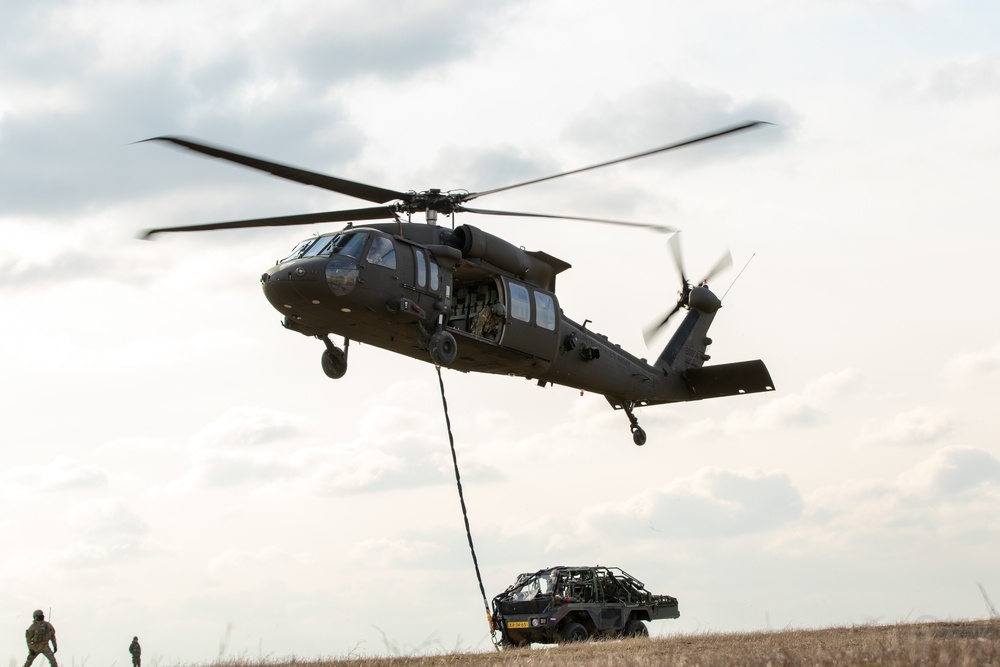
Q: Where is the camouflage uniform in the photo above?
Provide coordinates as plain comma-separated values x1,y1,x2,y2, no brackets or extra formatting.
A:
24,610,57,667
129,637,141,667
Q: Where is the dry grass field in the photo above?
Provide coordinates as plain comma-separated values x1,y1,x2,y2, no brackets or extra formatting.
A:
209,620,1000,667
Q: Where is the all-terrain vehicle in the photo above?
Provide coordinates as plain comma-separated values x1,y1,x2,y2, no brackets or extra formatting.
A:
491,565,679,647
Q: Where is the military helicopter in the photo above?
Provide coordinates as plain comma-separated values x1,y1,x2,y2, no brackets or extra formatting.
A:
141,122,775,445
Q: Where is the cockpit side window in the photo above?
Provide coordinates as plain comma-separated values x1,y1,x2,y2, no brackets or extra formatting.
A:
334,232,369,259
365,235,397,268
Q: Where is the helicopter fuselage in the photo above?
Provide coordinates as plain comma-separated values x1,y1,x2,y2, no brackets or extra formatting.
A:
260,221,773,422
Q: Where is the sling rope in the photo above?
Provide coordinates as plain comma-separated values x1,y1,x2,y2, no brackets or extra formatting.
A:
436,365,499,651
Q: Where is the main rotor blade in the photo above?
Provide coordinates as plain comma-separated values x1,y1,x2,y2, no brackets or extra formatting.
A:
139,205,399,239
459,206,676,233
142,137,407,204
466,120,770,201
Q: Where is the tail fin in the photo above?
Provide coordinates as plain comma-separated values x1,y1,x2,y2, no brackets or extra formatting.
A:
655,307,717,372
655,284,720,372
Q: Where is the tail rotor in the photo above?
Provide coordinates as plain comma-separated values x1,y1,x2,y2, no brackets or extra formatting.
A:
643,233,732,345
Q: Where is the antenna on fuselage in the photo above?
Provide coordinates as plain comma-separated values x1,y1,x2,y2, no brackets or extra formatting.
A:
721,253,756,302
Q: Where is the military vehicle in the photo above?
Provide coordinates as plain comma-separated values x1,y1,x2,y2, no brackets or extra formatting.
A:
491,565,679,646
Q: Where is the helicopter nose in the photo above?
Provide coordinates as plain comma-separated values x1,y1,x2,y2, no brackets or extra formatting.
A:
261,257,335,311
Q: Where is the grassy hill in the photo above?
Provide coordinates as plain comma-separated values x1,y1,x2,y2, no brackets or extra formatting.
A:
211,619,999,666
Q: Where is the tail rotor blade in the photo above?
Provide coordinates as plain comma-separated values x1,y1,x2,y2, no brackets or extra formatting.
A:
668,232,687,285
643,302,682,345
702,249,733,284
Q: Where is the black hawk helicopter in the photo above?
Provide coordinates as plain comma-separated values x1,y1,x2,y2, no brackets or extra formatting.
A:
141,122,775,445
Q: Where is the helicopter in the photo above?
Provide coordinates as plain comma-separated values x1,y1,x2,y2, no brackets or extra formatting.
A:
141,122,775,445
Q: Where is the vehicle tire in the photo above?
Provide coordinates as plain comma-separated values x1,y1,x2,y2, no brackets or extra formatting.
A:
632,427,647,446
623,619,648,638
559,621,589,643
321,347,347,379
429,331,457,366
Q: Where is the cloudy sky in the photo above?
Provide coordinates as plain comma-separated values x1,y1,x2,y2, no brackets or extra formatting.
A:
3,0,1000,662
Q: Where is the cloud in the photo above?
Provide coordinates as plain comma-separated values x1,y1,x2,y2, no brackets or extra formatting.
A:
859,407,953,446
207,546,313,574
0,0,532,217
898,446,1000,497
348,537,447,568
714,368,863,433
946,344,1000,386
0,457,109,498
799,447,1000,554
170,402,502,494
188,405,306,451
566,80,795,160
917,55,1000,102
70,497,150,538
53,499,151,569
581,467,804,539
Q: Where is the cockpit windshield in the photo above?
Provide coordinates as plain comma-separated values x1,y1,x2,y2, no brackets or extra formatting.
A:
280,232,370,262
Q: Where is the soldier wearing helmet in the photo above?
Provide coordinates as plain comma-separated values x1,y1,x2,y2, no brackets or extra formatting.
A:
24,609,58,667
129,636,141,667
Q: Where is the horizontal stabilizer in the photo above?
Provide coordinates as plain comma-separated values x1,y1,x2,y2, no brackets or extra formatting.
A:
684,360,774,399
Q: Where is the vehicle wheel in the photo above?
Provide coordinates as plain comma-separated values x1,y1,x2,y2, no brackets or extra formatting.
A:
559,621,589,643
429,331,457,366
321,347,347,379
623,619,648,638
632,427,647,446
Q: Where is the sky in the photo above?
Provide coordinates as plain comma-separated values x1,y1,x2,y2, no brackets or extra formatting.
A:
2,0,1000,662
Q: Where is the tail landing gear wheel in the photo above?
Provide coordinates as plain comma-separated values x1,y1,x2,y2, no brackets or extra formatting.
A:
429,331,457,366
321,347,347,379
623,401,646,446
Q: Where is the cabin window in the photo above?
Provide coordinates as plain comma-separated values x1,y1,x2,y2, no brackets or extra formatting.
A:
429,257,440,291
365,236,396,268
415,250,427,288
534,291,556,331
509,282,531,322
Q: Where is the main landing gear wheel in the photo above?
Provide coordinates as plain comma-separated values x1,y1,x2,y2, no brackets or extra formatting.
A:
631,427,647,446
319,335,348,379
429,330,457,366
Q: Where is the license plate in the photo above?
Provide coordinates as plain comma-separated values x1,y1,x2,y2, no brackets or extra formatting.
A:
507,621,530,629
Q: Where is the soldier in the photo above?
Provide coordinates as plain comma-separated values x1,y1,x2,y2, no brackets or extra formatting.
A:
23,609,57,667
129,636,141,667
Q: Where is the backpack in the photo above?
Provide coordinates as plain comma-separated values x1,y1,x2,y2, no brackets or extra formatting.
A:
28,622,51,644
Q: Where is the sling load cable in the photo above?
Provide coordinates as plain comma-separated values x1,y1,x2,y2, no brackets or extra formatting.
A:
435,365,500,651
